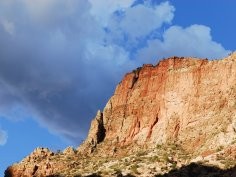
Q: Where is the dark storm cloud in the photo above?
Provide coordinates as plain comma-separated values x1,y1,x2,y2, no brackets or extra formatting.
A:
0,0,134,143
0,0,230,144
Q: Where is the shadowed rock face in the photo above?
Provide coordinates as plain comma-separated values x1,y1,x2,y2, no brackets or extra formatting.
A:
156,163,236,177
5,53,236,177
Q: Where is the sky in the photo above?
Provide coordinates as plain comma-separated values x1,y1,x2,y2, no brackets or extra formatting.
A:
0,0,235,175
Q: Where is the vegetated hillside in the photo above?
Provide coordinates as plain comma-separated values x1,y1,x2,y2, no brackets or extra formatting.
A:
5,53,236,177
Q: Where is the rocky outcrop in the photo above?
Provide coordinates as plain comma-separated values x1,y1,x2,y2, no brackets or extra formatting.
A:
79,110,106,153
5,148,56,177
5,53,236,177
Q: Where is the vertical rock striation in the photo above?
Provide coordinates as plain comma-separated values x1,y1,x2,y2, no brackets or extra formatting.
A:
80,53,236,154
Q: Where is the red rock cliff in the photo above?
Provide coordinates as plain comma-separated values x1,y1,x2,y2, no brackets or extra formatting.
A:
81,53,236,153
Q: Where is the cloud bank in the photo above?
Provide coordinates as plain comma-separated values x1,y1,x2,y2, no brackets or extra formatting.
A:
136,24,230,63
0,0,230,144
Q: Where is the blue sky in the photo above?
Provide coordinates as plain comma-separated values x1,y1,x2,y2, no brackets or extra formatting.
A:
0,0,235,175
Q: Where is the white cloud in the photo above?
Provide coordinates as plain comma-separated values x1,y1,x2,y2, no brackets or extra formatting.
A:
88,1,175,44
154,1,175,24
105,1,175,46
136,24,231,63
119,2,174,38
88,0,135,26
0,129,7,146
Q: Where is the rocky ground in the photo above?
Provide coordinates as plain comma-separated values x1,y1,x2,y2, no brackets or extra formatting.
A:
5,143,236,177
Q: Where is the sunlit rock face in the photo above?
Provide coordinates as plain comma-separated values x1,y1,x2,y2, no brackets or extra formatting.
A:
83,53,236,153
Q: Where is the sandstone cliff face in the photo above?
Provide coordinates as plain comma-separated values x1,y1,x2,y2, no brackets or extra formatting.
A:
81,53,236,154
5,53,236,177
